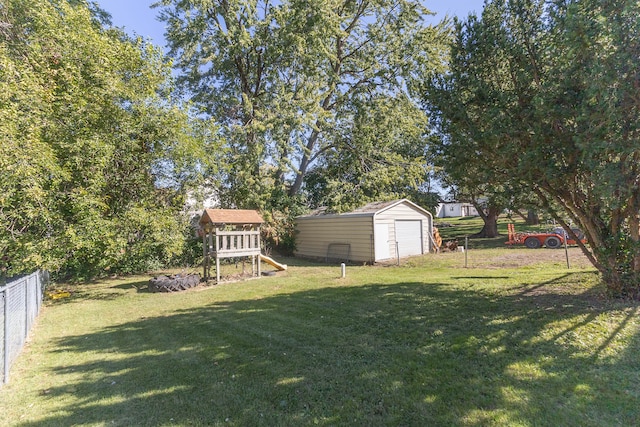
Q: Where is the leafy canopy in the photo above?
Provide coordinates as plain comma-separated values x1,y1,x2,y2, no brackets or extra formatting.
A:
425,0,640,296
0,0,215,280
156,0,448,215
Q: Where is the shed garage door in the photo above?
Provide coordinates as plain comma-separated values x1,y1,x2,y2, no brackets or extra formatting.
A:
395,220,423,258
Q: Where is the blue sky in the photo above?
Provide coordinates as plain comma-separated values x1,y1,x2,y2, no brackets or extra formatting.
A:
97,1,487,48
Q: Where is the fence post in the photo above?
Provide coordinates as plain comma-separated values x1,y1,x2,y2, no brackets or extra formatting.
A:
465,237,469,268
24,276,29,341
3,286,8,385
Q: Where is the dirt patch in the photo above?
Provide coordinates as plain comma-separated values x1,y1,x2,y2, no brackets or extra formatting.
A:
472,247,593,269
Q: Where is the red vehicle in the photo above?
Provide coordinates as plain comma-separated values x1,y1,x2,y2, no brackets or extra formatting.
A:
505,223,586,249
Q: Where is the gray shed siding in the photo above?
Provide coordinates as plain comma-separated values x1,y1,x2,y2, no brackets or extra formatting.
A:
295,216,374,262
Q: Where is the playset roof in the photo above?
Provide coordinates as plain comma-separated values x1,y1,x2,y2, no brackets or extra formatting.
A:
199,209,264,226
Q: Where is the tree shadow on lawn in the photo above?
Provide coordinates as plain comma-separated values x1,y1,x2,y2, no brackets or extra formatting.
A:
43,280,152,306
22,276,640,426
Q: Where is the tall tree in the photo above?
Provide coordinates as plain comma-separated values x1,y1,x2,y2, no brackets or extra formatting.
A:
157,0,447,212
424,0,640,297
304,94,431,212
0,0,212,279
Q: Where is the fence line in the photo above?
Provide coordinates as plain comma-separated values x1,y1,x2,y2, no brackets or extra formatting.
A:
1,270,47,386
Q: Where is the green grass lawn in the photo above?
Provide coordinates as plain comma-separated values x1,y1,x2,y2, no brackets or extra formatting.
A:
1,242,639,426
436,215,569,249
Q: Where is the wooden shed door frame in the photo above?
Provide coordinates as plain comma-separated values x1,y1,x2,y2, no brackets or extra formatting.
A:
395,220,423,258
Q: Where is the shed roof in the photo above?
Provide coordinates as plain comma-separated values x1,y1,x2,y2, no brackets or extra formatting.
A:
200,209,264,226
298,199,432,220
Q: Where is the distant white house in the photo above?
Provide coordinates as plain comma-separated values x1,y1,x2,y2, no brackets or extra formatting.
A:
184,188,220,238
435,202,480,218
185,188,219,217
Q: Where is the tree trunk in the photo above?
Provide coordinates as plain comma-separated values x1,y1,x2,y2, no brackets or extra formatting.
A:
513,209,540,225
289,92,336,197
513,210,528,223
471,204,501,238
288,129,320,197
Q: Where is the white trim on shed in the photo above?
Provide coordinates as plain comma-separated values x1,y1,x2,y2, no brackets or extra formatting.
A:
295,199,434,263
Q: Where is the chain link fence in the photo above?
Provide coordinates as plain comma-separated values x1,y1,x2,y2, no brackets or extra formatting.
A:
1,270,47,386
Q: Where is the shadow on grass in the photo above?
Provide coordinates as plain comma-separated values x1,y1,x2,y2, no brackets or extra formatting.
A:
110,281,149,291
23,276,640,426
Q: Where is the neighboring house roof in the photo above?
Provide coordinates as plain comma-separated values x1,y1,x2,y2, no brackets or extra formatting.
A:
298,199,432,220
200,209,264,226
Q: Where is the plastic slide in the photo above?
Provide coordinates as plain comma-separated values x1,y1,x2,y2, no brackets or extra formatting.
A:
259,254,288,271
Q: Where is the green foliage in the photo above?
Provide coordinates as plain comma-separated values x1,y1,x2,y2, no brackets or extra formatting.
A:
424,0,640,296
260,208,300,256
0,0,211,280
304,94,432,213
598,232,640,299
157,0,448,218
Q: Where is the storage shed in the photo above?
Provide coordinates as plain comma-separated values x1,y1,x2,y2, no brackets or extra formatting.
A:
295,199,435,263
